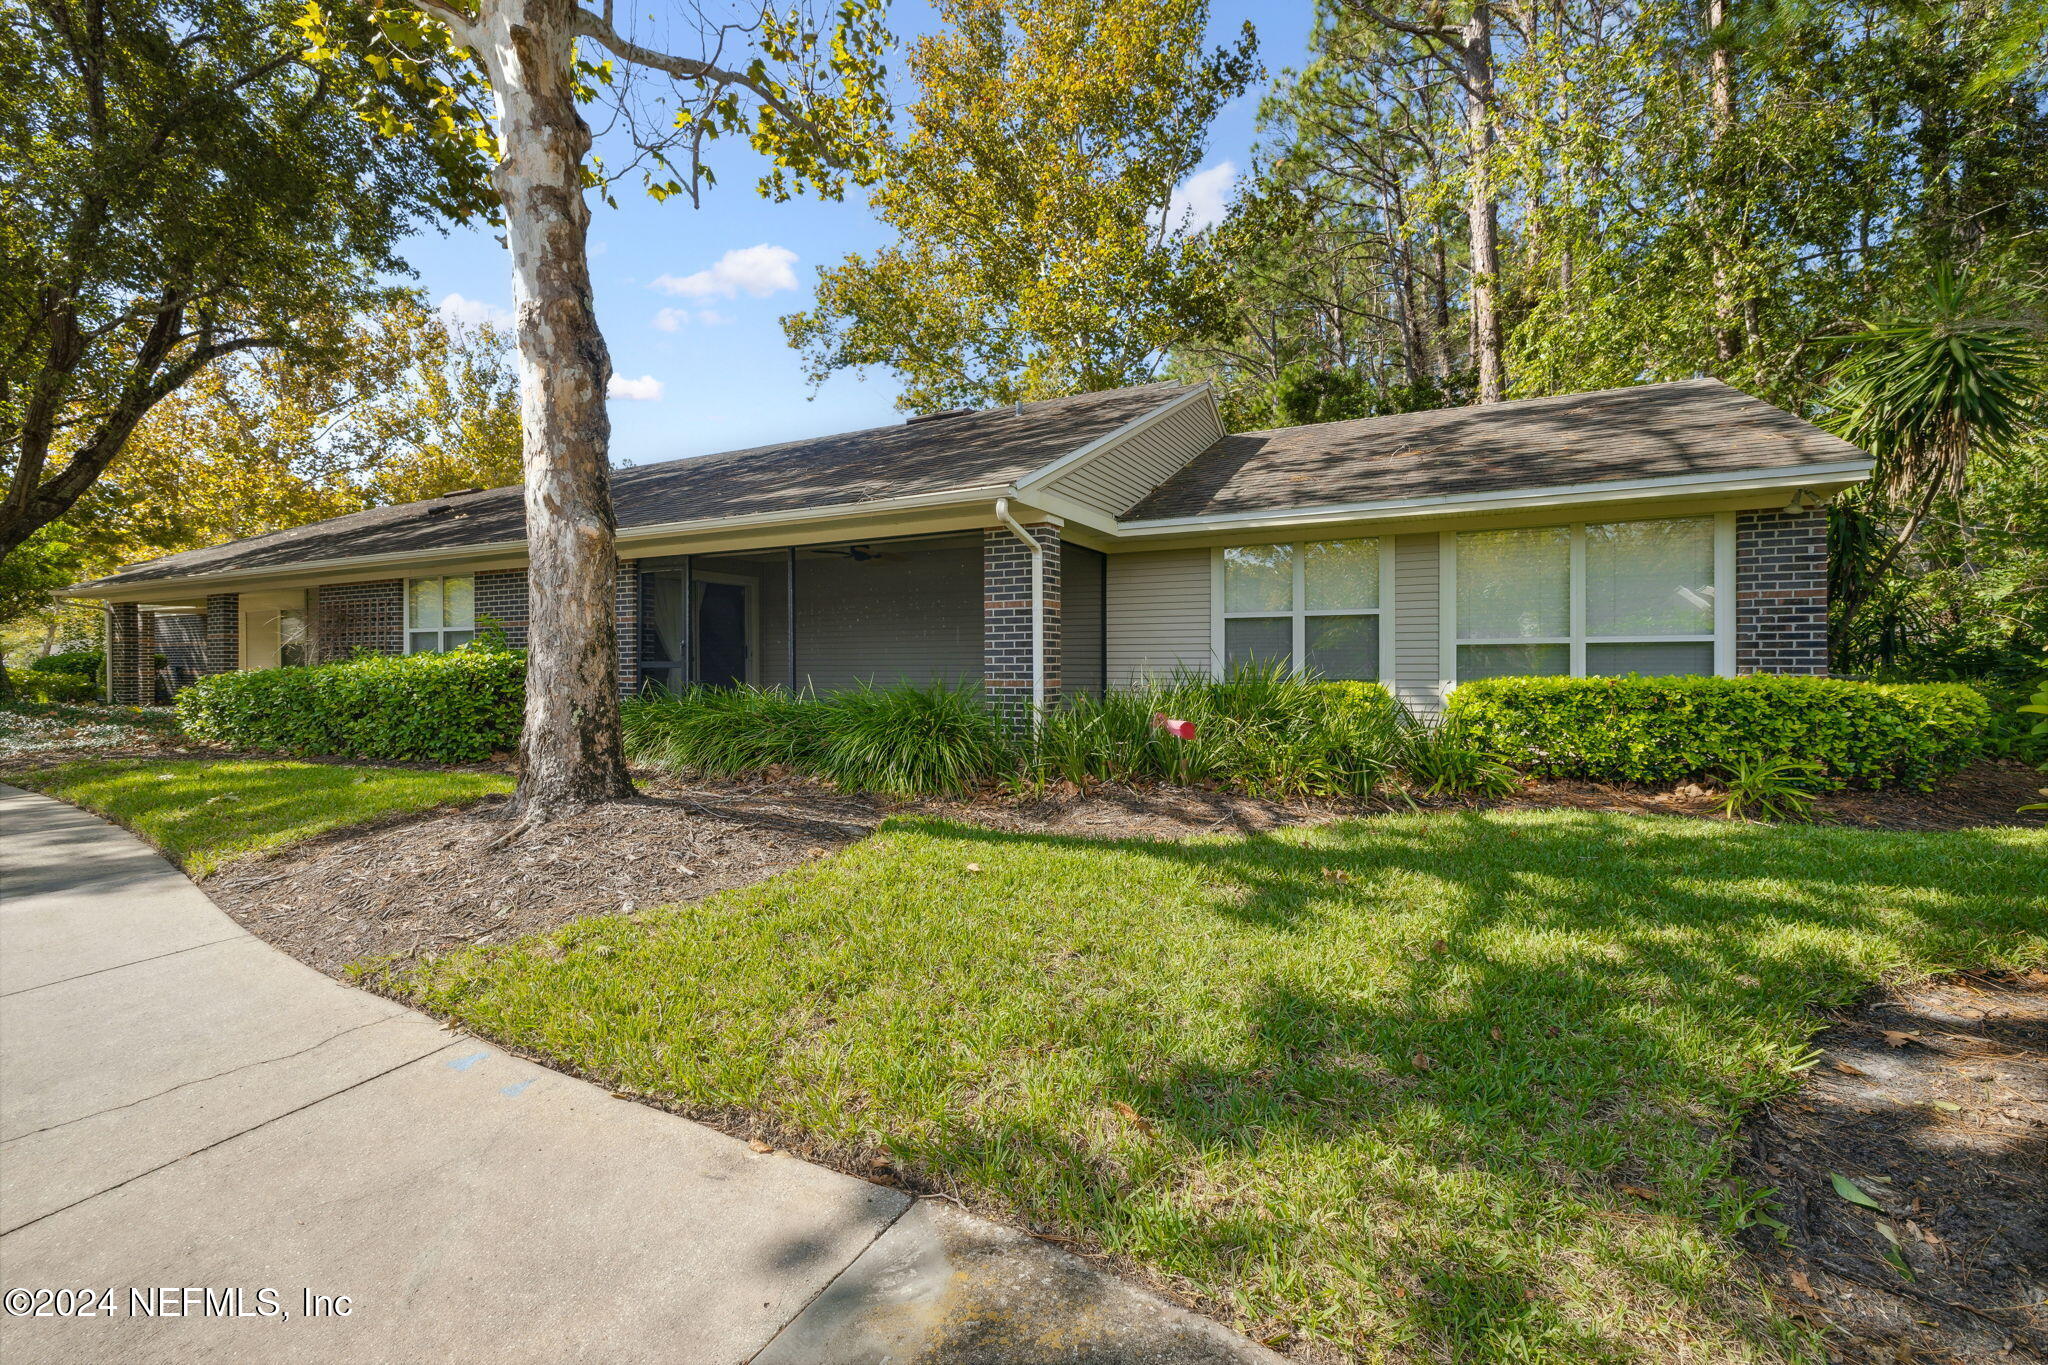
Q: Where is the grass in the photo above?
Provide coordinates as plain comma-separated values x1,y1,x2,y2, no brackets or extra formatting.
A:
14,758,512,874
378,810,2046,1361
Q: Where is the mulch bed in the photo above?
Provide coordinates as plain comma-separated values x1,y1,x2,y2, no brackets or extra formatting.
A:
203,774,1317,979
1737,971,2048,1362
1473,760,2046,834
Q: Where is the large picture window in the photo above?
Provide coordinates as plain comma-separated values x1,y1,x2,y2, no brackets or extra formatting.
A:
1221,538,1383,680
407,574,476,653
1454,516,1720,682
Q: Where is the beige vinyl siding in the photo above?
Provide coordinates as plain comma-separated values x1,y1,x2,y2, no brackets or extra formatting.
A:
1392,533,1443,715
1105,548,1213,686
794,545,983,692
1041,399,1222,518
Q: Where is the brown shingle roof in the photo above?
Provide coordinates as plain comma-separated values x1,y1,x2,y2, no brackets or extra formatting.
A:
1120,378,1866,521
74,382,1194,591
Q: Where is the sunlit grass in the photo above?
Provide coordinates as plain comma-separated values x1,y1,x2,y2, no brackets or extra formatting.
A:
383,809,2046,1361
15,758,512,874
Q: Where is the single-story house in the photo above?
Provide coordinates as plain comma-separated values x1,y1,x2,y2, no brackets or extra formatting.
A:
69,377,1868,718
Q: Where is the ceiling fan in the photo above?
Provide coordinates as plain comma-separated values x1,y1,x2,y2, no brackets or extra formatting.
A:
811,545,908,563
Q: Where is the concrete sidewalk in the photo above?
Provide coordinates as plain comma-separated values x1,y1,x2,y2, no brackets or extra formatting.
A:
0,784,1276,1364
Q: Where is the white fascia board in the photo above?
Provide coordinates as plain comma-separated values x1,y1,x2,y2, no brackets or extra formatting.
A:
1010,385,1214,492
64,483,1020,601
1110,460,1873,538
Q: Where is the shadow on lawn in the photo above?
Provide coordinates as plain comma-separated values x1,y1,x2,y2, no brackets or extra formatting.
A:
878,811,2043,1359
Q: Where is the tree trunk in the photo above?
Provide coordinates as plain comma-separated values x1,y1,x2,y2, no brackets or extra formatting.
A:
473,0,634,821
1460,4,1505,403
1706,0,1743,365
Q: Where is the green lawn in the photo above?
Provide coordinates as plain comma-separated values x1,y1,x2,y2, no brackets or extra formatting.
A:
14,758,512,873
383,811,2044,1362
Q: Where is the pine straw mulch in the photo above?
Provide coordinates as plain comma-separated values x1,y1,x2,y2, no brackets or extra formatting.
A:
1736,971,2048,1363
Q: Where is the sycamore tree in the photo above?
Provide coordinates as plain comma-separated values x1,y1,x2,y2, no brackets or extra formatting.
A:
782,0,1255,411
301,0,890,823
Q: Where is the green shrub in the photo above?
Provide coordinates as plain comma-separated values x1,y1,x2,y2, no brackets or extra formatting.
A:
29,649,103,677
622,681,1005,795
1446,675,1987,790
176,646,524,763
1030,665,1404,800
10,670,98,703
620,685,824,776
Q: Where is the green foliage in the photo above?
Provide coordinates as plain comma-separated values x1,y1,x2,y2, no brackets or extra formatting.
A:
28,649,101,675
1029,667,1406,800
9,670,97,704
782,0,1256,410
623,682,1006,796
1719,754,1822,822
175,647,523,763
1396,723,1523,799
1447,675,1988,791
808,684,1012,798
1,0,475,559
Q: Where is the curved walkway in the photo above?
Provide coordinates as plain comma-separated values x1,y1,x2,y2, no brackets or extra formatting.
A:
0,785,1274,1364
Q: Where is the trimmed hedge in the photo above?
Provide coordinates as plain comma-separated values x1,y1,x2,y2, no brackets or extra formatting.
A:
1445,675,1987,790
9,670,98,703
176,648,524,763
30,649,103,677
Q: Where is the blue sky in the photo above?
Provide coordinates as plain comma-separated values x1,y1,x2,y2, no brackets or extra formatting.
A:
399,2,1313,467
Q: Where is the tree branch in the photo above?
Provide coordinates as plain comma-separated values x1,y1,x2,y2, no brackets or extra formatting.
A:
568,6,813,133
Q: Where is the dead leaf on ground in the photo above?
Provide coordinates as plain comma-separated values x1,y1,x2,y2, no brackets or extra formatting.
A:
1882,1030,1918,1047
1619,1184,1658,1201
1110,1100,1156,1137
1789,1269,1815,1297
1832,1060,1868,1076
747,1137,774,1154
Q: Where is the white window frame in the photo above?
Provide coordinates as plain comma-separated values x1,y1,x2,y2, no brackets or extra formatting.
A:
405,573,478,654
1210,538,1396,683
1440,512,1736,687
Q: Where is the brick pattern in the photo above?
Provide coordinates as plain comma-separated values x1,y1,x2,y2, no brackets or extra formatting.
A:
204,593,240,673
475,568,530,649
107,602,145,704
983,523,1062,729
1736,509,1829,675
615,559,641,698
137,610,159,703
311,579,404,662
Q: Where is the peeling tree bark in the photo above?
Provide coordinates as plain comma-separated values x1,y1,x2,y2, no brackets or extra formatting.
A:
468,0,634,821
1706,0,1745,365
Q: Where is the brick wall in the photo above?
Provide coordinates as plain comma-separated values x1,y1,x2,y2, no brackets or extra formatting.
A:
614,559,641,698
1736,509,1828,675
107,602,146,704
204,593,240,673
311,579,403,661
475,568,530,648
982,523,1061,728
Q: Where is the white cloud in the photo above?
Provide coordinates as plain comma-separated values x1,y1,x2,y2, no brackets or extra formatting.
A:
653,307,734,332
651,244,799,300
1162,161,1237,234
607,374,664,401
438,292,514,328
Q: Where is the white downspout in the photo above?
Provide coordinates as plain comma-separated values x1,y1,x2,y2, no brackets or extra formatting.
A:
993,498,1043,725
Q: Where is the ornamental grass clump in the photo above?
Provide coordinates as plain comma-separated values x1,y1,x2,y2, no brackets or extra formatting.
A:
621,681,1007,795
1030,664,1407,800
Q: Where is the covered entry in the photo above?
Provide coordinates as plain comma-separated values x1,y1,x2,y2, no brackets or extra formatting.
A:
634,530,1103,697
